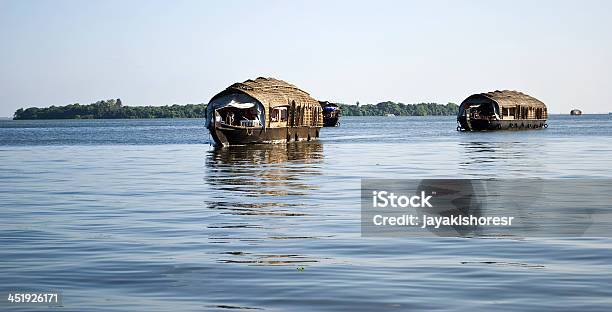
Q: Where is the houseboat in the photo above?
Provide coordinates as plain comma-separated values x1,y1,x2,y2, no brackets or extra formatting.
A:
319,101,341,127
570,109,582,116
457,90,548,131
206,77,323,146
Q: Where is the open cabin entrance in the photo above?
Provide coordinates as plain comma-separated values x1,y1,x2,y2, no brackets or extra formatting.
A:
463,101,498,121
215,105,262,127
207,93,265,129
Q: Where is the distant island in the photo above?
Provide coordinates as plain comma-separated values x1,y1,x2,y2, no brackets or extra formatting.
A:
13,99,207,120
338,102,458,116
12,99,459,120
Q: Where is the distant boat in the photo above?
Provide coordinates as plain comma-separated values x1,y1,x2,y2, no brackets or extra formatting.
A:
570,109,583,116
319,101,341,127
457,90,547,131
386,114,396,117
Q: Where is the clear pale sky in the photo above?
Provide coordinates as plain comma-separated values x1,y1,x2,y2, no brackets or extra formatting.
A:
1,0,611,116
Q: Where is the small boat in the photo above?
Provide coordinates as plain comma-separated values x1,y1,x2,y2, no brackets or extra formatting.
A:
457,90,548,131
386,113,396,117
319,101,341,127
206,77,323,146
570,109,582,116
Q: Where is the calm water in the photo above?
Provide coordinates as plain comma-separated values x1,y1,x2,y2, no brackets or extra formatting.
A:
1,115,612,311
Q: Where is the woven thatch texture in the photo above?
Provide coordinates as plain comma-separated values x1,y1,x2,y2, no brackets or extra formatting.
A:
214,77,320,109
468,90,546,109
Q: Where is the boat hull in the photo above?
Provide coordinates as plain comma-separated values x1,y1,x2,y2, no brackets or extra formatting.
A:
323,116,340,127
458,117,547,131
208,124,321,146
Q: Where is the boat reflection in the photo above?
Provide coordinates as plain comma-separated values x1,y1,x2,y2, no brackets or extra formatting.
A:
217,251,320,266
203,142,326,263
458,140,545,177
205,142,324,198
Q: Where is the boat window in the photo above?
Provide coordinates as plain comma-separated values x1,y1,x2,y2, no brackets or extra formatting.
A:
298,107,303,125
271,107,288,122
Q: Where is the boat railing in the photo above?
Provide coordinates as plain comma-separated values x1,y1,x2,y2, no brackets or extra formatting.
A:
239,119,261,127
215,118,262,129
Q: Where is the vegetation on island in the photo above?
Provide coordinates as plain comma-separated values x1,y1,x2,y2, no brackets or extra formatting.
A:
13,99,458,120
338,101,459,116
13,99,207,120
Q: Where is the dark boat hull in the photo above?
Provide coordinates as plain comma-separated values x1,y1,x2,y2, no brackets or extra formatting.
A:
323,116,340,127
208,124,321,146
458,117,547,131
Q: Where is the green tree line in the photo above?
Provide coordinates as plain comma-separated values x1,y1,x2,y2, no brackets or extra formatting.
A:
13,99,458,120
13,99,207,120
338,101,458,116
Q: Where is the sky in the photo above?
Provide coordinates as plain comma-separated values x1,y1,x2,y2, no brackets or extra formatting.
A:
1,0,611,116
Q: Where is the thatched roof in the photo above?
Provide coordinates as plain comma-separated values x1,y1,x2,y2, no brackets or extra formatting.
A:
462,90,546,109
211,77,319,108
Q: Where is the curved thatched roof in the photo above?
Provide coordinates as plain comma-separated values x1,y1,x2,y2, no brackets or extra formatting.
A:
210,77,319,109
462,90,546,109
